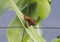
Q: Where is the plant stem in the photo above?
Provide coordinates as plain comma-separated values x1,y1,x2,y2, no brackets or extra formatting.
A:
21,0,30,42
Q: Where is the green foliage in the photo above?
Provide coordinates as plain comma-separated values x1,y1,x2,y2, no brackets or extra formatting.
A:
0,0,10,15
0,0,51,42
0,0,18,15
36,0,50,19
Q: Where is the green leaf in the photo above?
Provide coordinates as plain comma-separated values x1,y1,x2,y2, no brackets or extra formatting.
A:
7,16,24,42
0,0,10,15
36,0,51,19
0,0,18,15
